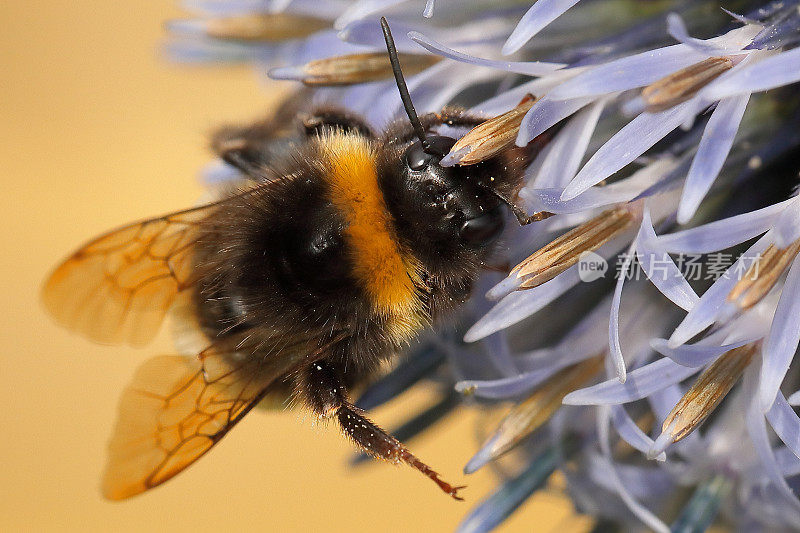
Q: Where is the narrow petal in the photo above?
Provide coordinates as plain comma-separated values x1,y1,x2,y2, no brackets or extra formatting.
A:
666,13,732,54
547,24,758,100
677,92,751,223
657,199,791,253
456,349,599,399
526,98,606,189
522,159,678,215
561,100,698,201
609,243,635,384
501,0,582,55
563,357,700,405
759,255,800,411
766,392,800,461
409,32,566,76
703,47,800,100
650,338,753,367
547,44,706,101
465,267,582,342
772,197,800,249
668,235,773,347
597,408,670,533
516,95,595,146
636,209,700,311
610,405,666,461
745,366,800,514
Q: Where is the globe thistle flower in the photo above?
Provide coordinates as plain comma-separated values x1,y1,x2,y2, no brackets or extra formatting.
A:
166,0,800,530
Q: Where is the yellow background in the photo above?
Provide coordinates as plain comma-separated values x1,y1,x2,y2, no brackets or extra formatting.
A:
1,2,588,531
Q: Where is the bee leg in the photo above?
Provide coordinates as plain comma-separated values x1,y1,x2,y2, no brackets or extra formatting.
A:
302,361,465,500
299,107,373,138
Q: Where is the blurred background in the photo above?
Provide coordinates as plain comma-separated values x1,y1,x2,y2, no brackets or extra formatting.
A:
0,2,586,531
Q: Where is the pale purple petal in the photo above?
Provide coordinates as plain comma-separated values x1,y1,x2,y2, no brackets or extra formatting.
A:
759,255,800,411
546,44,705,101
745,366,800,514
465,266,582,342
657,199,792,253
481,330,518,377
455,344,599,399
609,243,635,384
766,392,800,461
650,338,753,367
772,197,800,249
668,234,773,347
548,23,759,102
776,447,800,477
611,405,666,461
454,368,559,399
563,358,700,405
597,408,671,533
501,0,582,55
473,67,586,116
703,47,800,100
666,13,731,54
521,159,677,214
677,92,751,224
525,98,605,189
636,209,700,311
789,390,800,406
561,100,699,201
516,95,595,146
409,32,566,76
517,345,600,373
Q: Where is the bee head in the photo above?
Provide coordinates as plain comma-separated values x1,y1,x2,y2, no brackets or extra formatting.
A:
380,17,505,248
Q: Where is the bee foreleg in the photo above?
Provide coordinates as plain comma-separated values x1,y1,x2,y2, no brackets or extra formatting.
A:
301,361,465,500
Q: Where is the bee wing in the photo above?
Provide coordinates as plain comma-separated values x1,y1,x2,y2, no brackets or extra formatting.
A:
103,335,333,500
42,204,216,347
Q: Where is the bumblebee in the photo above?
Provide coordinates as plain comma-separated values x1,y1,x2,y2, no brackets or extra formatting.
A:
43,19,537,500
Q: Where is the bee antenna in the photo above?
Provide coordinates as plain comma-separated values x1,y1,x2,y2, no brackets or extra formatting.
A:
380,17,430,152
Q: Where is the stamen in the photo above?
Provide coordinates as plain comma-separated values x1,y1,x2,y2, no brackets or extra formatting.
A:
642,57,734,112
446,94,537,166
279,53,440,86
727,240,800,309
204,13,329,42
473,355,603,466
511,206,636,290
658,343,757,449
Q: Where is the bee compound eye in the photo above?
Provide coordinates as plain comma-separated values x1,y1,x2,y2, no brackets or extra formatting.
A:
404,136,456,171
459,212,504,245
405,142,432,171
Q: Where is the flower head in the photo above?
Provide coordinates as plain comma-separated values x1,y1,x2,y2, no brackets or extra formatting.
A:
168,0,800,529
